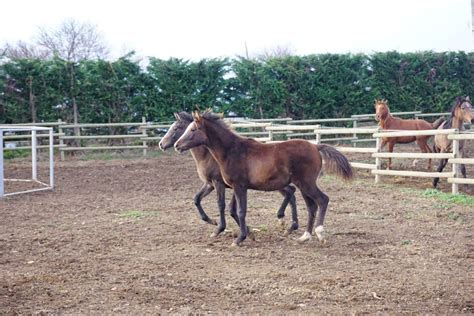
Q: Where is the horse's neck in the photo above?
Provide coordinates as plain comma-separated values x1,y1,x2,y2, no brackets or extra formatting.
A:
380,114,395,129
451,116,465,130
190,146,211,162
205,122,239,164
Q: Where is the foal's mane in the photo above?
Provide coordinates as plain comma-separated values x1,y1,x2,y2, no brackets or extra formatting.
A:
176,111,193,122
199,110,236,134
375,99,389,109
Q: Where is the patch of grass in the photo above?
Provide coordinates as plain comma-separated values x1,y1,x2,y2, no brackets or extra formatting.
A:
422,189,474,206
404,211,415,220
401,239,412,246
3,149,30,160
446,211,464,222
252,224,268,232
119,210,159,219
320,174,336,182
432,203,452,210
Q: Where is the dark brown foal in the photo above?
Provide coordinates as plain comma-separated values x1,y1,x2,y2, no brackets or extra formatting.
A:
175,110,354,246
159,112,298,237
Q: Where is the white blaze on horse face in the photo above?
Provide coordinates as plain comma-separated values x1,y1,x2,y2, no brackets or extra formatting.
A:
175,121,196,151
160,121,177,150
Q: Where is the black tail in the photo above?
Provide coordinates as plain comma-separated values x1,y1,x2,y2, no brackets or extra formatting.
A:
316,144,354,181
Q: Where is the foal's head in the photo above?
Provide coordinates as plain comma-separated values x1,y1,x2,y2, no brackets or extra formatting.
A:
174,110,225,152
158,112,193,151
452,96,473,124
374,99,390,121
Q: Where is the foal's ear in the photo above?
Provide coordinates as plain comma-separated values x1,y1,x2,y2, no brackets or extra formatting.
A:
174,113,180,120
466,96,471,102
192,110,203,124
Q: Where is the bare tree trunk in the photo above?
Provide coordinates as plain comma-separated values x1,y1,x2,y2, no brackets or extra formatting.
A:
69,63,80,136
258,104,264,119
27,77,36,123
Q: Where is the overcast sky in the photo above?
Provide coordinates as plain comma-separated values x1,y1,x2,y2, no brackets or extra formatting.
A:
0,0,472,60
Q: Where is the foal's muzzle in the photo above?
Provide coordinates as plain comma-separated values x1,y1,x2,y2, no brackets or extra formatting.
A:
174,143,183,153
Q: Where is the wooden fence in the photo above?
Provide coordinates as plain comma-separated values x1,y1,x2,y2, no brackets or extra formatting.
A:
264,126,473,194
4,110,471,194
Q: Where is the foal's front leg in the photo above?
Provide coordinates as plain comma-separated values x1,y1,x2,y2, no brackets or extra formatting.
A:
210,180,227,237
232,185,248,247
387,142,395,170
194,183,217,225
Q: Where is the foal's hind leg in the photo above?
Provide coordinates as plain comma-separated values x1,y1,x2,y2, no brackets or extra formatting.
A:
296,181,330,243
277,185,299,235
312,186,330,242
210,180,227,237
415,138,432,170
297,192,317,243
194,183,217,225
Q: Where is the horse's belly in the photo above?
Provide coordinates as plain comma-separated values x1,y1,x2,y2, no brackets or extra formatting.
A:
396,136,416,143
248,165,289,191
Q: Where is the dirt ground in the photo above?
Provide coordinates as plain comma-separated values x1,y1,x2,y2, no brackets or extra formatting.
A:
0,147,473,314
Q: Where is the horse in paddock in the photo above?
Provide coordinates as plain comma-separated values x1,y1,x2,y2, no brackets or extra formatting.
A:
174,110,354,246
433,96,474,188
374,99,444,170
159,112,299,237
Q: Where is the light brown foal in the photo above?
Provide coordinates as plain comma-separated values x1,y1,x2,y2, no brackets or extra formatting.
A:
375,99,444,170
433,96,474,188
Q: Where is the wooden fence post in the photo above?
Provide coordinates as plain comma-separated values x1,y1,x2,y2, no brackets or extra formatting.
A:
58,119,65,161
142,117,148,157
374,128,382,184
267,123,274,142
352,119,358,147
314,125,321,144
451,130,459,194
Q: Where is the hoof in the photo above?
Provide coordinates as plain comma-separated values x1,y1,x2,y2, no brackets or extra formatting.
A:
314,225,326,242
247,230,256,241
231,241,241,247
209,219,218,226
297,231,312,243
278,218,286,227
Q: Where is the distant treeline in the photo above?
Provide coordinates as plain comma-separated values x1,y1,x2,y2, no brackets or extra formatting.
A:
1,51,473,123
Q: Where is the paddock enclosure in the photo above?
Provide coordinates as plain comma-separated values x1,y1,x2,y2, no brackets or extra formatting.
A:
1,150,472,314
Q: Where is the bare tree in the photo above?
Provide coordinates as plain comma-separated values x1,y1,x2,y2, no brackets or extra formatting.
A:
2,41,49,60
257,44,296,59
37,19,108,62
36,20,109,132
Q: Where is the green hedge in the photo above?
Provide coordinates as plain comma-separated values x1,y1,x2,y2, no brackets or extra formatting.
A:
1,51,472,123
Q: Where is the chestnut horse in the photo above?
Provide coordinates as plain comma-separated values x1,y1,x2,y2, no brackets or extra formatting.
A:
159,112,299,237
175,110,353,246
433,96,474,188
375,99,444,170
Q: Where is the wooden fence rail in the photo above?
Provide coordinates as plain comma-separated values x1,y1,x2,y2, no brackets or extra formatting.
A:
3,113,472,195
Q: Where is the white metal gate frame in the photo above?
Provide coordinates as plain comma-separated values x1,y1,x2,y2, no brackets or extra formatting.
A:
0,126,54,198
